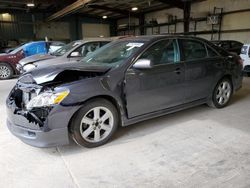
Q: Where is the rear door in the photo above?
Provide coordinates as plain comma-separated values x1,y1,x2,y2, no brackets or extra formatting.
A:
179,39,220,102
125,39,185,118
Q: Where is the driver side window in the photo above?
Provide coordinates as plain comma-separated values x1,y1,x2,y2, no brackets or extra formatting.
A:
139,39,180,66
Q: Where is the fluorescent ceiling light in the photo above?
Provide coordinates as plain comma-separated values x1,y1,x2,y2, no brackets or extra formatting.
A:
102,15,108,19
131,7,138,11
27,3,35,7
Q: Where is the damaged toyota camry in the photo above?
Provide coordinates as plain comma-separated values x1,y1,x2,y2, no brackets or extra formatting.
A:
6,35,243,148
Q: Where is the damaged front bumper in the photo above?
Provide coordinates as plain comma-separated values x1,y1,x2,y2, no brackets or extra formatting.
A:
6,102,70,147
6,119,69,148
5,76,79,147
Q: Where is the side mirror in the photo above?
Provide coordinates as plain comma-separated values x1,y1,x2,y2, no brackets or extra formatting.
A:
70,51,80,57
133,59,152,69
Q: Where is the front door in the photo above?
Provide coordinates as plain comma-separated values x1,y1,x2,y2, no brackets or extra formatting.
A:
124,39,185,118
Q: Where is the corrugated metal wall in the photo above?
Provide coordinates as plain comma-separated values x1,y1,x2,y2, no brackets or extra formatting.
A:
0,13,34,41
0,12,115,42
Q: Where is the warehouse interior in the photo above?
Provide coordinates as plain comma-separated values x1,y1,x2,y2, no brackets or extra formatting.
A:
0,0,250,188
1,0,250,43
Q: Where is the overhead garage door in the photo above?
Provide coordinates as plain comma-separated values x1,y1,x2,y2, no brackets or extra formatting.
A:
82,23,110,38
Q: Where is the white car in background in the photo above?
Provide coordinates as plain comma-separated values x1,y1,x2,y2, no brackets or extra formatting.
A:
240,44,250,76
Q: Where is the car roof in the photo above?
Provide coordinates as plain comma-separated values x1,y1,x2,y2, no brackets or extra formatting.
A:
71,38,113,44
118,35,209,43
212,40,242,43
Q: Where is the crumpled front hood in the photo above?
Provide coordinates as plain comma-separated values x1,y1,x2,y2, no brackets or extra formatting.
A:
22,62,111,85
19,54,55,66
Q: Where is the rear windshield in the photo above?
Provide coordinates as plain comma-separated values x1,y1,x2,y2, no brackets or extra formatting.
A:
241,46,248,55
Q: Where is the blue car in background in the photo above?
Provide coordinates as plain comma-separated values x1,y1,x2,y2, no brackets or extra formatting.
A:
0,41,65,79
23,41,65,56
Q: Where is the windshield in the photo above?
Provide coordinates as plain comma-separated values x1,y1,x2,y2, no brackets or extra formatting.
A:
52,41,81,56
9,44,24,54
80,41,145,67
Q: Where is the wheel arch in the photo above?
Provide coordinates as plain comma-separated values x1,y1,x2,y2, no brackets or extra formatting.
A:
220,74,234,91
68,95,125,133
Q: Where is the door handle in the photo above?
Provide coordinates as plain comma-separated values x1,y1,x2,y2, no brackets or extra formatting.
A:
174,68,181,74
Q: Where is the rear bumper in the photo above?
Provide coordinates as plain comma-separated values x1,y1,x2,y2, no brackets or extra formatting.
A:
7,118,69,147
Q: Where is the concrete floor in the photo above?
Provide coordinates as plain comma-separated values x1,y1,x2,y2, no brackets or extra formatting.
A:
0,78,250,188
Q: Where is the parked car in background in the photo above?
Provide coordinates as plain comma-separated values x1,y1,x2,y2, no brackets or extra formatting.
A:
211,40,243,55
6,35,243,148
17,38,112,73
0,41,65,79
0,45,25,79
240,44,250,76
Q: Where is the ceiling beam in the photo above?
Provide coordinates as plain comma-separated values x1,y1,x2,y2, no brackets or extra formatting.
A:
87,4,140,18
157,0,185,9
47,0,94,21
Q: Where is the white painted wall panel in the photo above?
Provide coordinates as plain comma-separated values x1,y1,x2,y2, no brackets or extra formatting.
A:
117,0,250,42
221,32,250,43
191,0,250,42
192,0,250,14
195,21,211,32
117,17,139,26
36,22,70,40
82,23,110,38
145,8,183,24
222,12,250,30
197,34,212,40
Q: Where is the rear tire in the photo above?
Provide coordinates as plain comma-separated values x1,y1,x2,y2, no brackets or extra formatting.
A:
70,98,119,148
209,78,233,108
0,63,13,80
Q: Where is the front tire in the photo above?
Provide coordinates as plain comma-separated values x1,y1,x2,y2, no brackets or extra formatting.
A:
209,78,233,108
70,99,119,148
0,63,13,80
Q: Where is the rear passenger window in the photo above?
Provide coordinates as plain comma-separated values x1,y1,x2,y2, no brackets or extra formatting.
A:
231,41,242,48
181,40,207,61
207,46,218,57
220,42,230,49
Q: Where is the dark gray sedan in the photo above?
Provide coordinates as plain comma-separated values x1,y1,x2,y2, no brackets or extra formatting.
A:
6,35,243,148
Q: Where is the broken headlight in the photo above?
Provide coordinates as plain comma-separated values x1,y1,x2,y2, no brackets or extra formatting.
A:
26,90,69,110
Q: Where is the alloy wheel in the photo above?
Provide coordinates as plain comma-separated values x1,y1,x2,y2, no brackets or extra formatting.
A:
0,65,11,79
80,106,114,143
216,81,232,105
